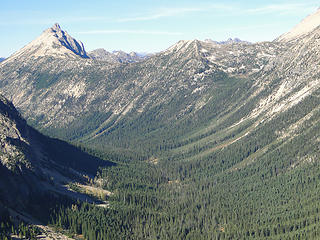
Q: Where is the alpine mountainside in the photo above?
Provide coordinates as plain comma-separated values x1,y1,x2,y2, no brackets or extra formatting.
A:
0,8,320,239
0,94,112,220
0,23,286,157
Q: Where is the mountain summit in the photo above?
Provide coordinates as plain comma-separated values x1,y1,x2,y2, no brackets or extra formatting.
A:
276,7,320,41
50,23,88,58
8,23,88,60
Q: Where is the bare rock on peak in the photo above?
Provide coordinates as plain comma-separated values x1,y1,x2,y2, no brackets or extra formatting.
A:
7,23,88,61
48,23,88,58
52,23,61,30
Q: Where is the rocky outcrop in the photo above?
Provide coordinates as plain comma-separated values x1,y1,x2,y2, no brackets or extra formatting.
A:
50,23,88,58
0,94,112,210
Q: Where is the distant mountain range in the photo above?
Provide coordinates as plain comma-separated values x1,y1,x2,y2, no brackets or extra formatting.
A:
88,48,150,63
204,37,251,44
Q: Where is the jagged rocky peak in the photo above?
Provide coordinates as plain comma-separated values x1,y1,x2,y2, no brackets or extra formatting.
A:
129,51,138,57
52,23,61,31
276,7,320,42
48,23,88,58
8,23,88,60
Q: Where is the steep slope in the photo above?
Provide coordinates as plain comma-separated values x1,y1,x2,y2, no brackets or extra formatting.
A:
0,94,112,213
276,8,320,42
251,26,320,120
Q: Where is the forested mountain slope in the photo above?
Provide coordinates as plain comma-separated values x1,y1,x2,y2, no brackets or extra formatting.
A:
0,8,320,239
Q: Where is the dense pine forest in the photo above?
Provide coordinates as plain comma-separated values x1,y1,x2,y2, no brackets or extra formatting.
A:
42,86,320,239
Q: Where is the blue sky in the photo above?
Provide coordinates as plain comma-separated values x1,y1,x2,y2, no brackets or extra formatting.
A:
0,0,319,57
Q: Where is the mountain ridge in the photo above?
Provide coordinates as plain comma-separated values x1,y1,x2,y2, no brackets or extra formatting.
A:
0,24,296,147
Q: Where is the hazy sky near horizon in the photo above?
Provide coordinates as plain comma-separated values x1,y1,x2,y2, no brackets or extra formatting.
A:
0,0,319,57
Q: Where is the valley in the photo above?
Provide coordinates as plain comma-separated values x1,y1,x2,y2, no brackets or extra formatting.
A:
0,7,320,240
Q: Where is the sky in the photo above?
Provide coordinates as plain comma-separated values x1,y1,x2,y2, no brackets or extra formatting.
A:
0,0,319,57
